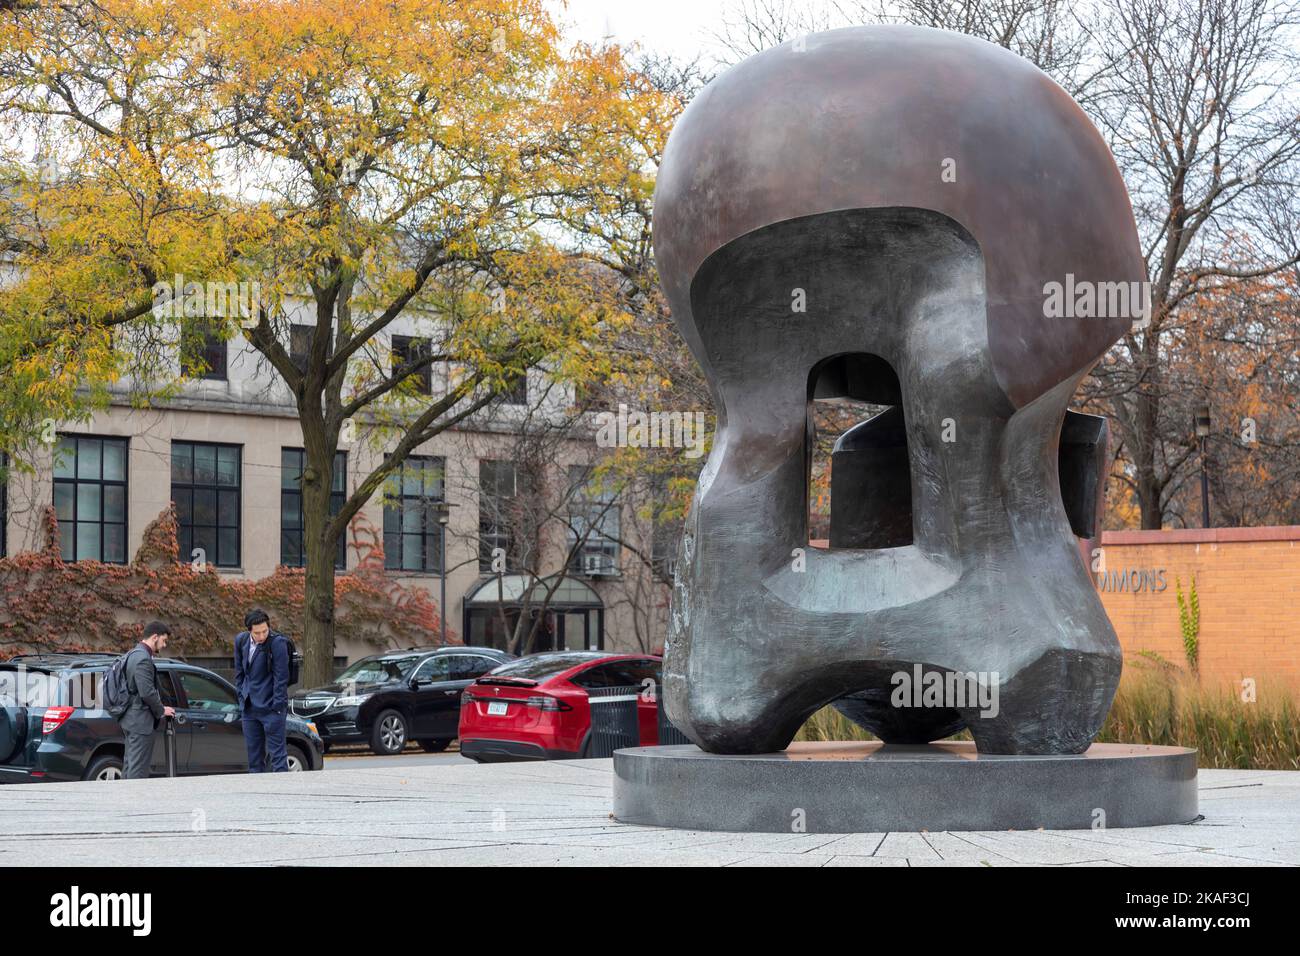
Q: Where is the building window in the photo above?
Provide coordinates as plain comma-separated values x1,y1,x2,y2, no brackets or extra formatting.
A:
290,324,312,373
501,372,527,406
651,516,681,582
478,459,517,572
180,320,228,381
289,323,332,374
52,435,128,563
571,377,612,412
391,335,432,395
171,442,241,567
281,448,347,569
567,466,620,576
383,456,445,572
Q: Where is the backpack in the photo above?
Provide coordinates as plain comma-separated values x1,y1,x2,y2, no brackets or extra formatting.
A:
103,649,139,718
256,632,302,687
278,634,302,686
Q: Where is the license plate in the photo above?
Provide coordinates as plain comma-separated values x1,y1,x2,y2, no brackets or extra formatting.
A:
486,701,509,716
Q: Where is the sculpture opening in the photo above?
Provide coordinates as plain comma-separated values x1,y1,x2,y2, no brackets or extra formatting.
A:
808,353,913,550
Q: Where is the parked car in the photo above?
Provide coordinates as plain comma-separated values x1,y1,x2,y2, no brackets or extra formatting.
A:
0,653,325,782
459,652,663,762
289,645,514,755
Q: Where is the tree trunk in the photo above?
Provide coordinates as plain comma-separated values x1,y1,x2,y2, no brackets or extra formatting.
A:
1132,329,1165,530
300,439,338,688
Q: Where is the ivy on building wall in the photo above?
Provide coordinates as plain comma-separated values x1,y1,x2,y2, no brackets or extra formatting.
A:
1175,575,1201,675
0,506,454,657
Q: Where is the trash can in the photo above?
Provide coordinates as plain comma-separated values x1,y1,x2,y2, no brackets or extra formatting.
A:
585,684,642,758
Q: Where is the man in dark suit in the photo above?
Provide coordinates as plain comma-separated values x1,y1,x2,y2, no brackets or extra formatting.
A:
233,607,291,772
118,621,177,779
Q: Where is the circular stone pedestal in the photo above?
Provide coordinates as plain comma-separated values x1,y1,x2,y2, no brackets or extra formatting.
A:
613,741,1197,833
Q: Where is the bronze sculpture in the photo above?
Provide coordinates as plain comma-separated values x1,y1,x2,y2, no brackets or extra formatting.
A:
656,25,1145,755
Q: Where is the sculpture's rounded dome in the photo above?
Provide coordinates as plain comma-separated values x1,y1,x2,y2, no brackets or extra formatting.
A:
653,25,1144,408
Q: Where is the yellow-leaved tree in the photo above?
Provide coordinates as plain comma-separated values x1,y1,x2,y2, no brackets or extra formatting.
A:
0,0,674,684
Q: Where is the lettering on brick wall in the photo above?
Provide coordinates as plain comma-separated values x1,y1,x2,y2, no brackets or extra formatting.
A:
1095,568,1168,593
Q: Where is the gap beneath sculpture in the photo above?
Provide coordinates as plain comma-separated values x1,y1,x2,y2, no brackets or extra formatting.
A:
613,742,1198,833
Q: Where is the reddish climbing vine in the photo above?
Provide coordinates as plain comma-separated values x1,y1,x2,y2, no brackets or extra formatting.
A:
0,506,455,657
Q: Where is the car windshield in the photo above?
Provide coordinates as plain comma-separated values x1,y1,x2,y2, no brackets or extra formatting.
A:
484,652,606,681
333,656,420,685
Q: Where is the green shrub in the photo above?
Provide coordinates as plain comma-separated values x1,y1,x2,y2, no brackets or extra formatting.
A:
1099,664,1299,770
1175,576,1200,674
795,663,1298,770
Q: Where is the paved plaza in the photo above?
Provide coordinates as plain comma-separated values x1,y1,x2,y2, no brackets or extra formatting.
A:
1,760,1296,867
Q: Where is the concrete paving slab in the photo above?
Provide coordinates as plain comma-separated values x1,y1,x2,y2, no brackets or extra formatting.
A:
0,762,1294,867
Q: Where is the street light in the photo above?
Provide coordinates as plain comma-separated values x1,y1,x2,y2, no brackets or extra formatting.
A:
1195,405,1211,529
433,500,454,645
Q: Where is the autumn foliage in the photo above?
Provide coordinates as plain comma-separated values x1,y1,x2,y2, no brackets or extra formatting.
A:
0,505,454,658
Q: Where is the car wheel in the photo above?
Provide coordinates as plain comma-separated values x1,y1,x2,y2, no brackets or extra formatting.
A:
418,738,452,753
286,744,310,772
370,709,408,755
84,754,124,781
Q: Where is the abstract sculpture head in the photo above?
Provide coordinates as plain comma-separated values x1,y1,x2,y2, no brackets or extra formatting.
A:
655,25,1145,755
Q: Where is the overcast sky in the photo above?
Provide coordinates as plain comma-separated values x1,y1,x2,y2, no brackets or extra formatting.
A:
550,0,863,70
550,0,739,64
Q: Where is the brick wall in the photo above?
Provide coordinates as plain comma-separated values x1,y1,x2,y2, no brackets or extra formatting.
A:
1092,526,1300,695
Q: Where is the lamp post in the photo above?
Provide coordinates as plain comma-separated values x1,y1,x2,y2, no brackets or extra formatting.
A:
434,501,454,645
1195,405,1211,529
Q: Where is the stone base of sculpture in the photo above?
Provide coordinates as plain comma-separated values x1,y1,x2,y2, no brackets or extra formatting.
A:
612,742,1197,833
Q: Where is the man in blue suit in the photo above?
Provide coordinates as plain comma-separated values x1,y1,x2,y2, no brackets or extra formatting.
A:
233,607,291,772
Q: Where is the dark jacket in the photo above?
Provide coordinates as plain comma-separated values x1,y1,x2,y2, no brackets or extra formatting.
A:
118,643,165,734
233,631,290,715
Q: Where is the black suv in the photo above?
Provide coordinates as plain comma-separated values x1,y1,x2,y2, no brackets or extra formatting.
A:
0,654,325,782
290,646,514,755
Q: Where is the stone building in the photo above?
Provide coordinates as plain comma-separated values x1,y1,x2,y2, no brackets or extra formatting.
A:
0,299,674,672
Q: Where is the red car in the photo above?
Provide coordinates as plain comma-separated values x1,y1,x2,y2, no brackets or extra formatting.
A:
459,652,663,762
